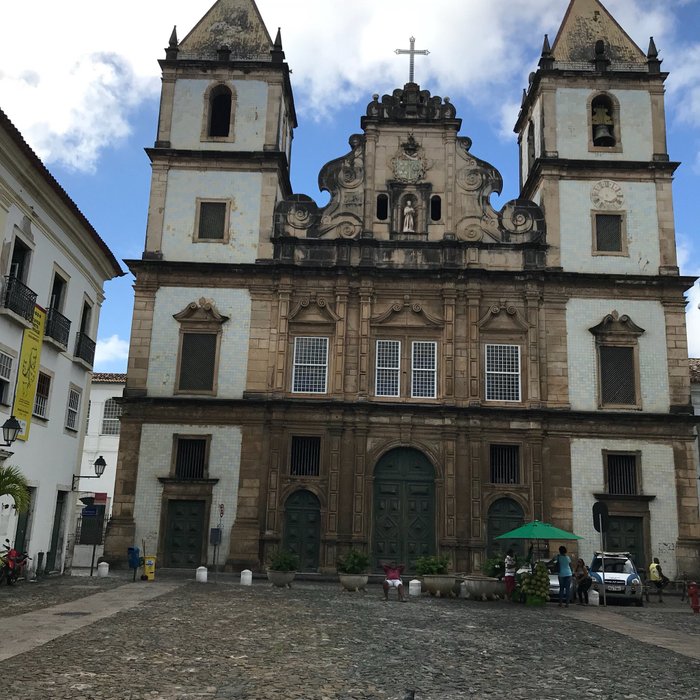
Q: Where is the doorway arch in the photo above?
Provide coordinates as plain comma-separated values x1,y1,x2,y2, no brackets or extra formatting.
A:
283,489,321,571
372,447,436,571
486,497,525,558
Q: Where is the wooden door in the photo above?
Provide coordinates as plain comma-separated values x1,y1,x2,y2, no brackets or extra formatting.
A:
164,500,205,567
606,516,645,571
372,448,435,572
283,490,321,571
486,498,525,558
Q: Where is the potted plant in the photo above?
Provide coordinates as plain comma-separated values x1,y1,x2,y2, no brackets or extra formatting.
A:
415,554,455,597
462,553,508,601
267,549,299,588
336,548,370,592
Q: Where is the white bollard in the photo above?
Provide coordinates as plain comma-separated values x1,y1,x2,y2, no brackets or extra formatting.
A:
240,569,252,586
97,562,109,578
589,588,600,606
409,578,422,597
195,566,208,583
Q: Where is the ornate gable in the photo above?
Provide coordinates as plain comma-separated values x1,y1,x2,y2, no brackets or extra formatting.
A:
173,298,229,326
371,298,444,328
478,302,530,333
288,296,340,324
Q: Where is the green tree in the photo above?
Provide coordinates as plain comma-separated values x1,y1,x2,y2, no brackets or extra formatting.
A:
0,465,30,513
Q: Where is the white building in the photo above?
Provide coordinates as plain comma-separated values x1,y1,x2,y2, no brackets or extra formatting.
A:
0,107,123,574
71,373,125,569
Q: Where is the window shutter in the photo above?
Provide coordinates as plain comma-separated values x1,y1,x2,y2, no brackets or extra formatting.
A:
600,346,636,405
178,333,217,391
596,214,622,252
198,202,227,240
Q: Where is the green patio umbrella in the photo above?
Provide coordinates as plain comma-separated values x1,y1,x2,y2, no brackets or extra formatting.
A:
494,520,582,542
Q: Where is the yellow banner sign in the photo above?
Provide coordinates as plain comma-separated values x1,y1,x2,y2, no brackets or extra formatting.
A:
13,306,45,441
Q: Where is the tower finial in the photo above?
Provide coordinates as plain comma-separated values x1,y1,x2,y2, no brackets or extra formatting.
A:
647,37,661,74
539,34,554,70
165,26,179,60
271,28,285,62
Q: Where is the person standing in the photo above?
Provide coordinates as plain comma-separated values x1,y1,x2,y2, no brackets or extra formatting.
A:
649,557,669,603
504,549,517,601
556,546,573,608
573,558,592,605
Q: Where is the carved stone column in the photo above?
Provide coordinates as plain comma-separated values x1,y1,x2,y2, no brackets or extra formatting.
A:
274,280,292,392
442,285,456,402
358,282,373,398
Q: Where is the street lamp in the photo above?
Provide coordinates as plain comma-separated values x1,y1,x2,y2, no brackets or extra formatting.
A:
72,455,107,491
1,416,21,446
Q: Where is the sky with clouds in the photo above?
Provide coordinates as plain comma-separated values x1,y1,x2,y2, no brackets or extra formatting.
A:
1,0,699,370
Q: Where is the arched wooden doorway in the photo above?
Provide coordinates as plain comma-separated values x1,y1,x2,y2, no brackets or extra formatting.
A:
372,448,435,572
486,498,525,558
283,490,321,571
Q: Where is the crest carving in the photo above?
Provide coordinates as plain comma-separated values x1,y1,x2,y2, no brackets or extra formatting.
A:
391,134,429,183
370,296,444,327
477,301,530,332
289,296,341,323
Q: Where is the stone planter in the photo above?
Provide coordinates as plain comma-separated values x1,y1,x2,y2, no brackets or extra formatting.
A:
338,573,368,592
422,574,457,598
267,570,296,588
462,575,505,601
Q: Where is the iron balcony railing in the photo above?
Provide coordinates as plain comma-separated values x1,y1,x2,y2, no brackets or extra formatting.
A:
2,275,37,323
44,307,71,348
74,332,96,367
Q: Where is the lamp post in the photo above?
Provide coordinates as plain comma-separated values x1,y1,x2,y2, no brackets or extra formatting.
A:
72,455,107,491
1,416,21,446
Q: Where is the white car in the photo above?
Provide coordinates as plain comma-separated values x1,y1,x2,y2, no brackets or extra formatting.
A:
589,552,644,606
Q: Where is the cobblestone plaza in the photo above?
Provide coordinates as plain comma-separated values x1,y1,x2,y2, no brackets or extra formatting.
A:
1,575,698,699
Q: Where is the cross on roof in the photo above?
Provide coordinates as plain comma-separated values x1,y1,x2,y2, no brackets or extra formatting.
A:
395,37,430,84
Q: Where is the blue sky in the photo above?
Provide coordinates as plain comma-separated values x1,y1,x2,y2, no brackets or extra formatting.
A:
1,0,699,371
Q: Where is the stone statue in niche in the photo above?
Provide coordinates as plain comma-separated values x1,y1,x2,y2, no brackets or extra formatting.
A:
403,198,416,232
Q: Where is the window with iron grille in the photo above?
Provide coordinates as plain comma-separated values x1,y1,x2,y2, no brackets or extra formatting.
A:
411,341,437,398
485,344,521,402
32,372,51,419
595,214,623,252
0,351,12,404
599,345,636,405
490,445,520,484
290,436,321,476
376,340,400,397
100,398,122,435
175,438,207,479
606,453,638,495
65,388,81,430
85,400,91,431
292,337,328,393
197,201,227,240
178,332,217,392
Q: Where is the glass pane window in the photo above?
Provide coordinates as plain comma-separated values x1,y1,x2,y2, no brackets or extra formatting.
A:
485,344,521,402
66,388,81,430
32,372,51,419
100,398,122,435
292,337,328,393
0,351,12,404
411,341,437,398
376,340,400,397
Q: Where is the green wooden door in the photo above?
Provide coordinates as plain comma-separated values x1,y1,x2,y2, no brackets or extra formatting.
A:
372,448,435,572
606,516,645,571
283,490,321,571
486,498,525,558
164,500,205,567
46,490,67,572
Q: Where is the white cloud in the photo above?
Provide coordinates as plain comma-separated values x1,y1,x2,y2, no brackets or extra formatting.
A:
2,0,675,171
95,334,129,369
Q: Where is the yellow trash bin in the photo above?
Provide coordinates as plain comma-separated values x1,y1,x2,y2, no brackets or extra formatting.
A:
144,556,156,581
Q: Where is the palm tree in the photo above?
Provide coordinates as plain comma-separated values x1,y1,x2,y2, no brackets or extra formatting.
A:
0,465,30,513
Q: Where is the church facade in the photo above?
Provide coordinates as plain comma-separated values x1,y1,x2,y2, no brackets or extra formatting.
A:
104,0,700,578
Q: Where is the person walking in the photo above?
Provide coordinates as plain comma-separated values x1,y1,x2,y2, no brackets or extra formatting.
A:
649,557,669,603
504,549,517,601
556,546,573,608
573,558,592,605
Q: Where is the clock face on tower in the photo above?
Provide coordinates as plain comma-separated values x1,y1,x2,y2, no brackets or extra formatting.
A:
591,180,624,210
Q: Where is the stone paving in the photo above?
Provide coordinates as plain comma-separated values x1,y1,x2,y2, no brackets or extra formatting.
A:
1,575,699,700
